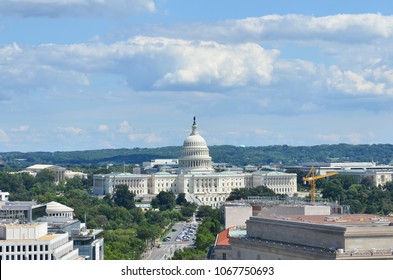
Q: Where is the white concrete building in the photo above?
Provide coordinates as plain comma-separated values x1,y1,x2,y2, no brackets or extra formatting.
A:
93,118,298,207
25,164,67,184
0,222,79,260
253,171,297,196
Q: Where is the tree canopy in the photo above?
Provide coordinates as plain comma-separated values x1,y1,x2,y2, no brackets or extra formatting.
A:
226,185,276,201
111,184,136,210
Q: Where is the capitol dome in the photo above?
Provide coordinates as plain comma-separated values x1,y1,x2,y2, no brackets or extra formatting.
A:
178,117,214,174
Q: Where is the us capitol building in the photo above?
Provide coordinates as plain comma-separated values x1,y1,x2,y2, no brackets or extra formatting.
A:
93,118,297,207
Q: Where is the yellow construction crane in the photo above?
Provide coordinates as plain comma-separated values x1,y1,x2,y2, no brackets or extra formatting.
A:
303,166,338,204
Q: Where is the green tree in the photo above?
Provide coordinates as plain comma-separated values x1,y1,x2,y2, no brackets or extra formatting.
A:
103,229,145,260
176,193,187,205
226,185,276,201
136,222,162,246
151,191,176,211
112,185,136,210
320,181,346,203
172,248,206,260
180,202,198,218
35,169,56,184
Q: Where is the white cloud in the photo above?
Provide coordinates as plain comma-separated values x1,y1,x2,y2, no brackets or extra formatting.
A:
346,133,362,144
0,37,279,94
300,102,320,112
316,133,341,143
253,129,270,137
128,132,162,143
98,124,109,133
327,66,388,95
0,0,156,18
116,120,162,143
151,40,279,89
57,126,82,134
118,121,130,134
217,14,393,43
11,125,29,132
0,129,10,142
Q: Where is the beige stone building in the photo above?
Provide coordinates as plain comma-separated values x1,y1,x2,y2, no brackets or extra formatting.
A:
229,214,393,260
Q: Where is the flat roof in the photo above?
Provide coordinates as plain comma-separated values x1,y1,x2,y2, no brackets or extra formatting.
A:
258,214,393,226
216,227,247,246
0,233,64,243
0,223,43,228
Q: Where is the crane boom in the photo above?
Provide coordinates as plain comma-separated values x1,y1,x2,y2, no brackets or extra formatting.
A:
303,166,338,204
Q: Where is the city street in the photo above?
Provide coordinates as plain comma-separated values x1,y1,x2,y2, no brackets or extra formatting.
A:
145,221,198,260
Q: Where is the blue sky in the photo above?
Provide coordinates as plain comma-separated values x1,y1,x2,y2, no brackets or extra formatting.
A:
1,0,393,152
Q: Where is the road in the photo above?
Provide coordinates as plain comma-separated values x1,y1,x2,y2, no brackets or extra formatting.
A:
145,221,198,260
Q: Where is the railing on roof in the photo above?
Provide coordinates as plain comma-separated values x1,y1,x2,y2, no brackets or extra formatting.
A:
237,196,344,208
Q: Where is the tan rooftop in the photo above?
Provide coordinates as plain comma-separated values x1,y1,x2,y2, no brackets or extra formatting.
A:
266,214,393,226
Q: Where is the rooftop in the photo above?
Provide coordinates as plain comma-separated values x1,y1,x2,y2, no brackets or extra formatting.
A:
216,227,247,247
259,214,393,227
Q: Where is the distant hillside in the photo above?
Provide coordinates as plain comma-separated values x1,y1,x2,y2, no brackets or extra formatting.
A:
1,144,393,167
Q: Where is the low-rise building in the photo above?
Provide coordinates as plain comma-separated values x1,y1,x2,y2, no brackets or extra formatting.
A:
230,214,393,260
0,222,79,260
35,201,104,260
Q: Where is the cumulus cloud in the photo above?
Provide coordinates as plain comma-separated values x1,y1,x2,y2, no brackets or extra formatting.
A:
192,14,393,44
57,126,82,134
327,65,391,95
345,133,362,144
0,129,10,142
253,128,270,137
0,37,279,94
128,132,162,143
98,124,109,133
151,40,279,89
115,120,162,143
0,0,156,18
118,121,131,134
316,133,341,143
11,125,29,132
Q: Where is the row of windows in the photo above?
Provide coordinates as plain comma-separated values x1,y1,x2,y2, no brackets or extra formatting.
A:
156,182,176,187
114,180,147,184
181,150,209,157
0,244,48,253
0,254,52,260
198,196,225,202
272,187,296,193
